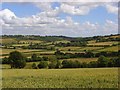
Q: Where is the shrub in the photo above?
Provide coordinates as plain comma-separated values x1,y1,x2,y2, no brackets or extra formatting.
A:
38,61,48,69
32,63,37,69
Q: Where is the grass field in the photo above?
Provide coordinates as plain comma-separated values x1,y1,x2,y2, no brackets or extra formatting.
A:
19,40,43,44
1,49,41,55
1,49,55,58
1,38,17,44
2,68,118,88
98,46,119,52
58,46,104,52
87,41,118,46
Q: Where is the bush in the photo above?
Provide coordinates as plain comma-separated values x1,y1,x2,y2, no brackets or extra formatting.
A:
38,61,48,69
32,63,37,69
49,61,57,69
97,55,109,67
62,60,81,68
49,60,62,69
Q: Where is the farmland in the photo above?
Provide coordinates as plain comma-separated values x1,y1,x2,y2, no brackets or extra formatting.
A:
2,68,118,88
1,34,120,88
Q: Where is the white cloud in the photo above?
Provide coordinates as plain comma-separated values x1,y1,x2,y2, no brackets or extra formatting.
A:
59,2,118,15
105,4,118,14
0,2,118,37
35,2,52,11
60,3,92,15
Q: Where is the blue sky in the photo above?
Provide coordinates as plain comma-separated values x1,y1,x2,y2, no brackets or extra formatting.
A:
2,2,117,24
1,2,118,37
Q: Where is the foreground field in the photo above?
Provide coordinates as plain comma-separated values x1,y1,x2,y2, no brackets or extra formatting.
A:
2,68,118,88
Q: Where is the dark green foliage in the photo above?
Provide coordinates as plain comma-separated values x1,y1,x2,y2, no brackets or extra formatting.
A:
88,61,98,68
32,63,37,69
49,60,62,69
42,57,49,61
38,61,48,69
2,57,9,64
97,55,109,67
62,60,81,68
85,51,95,58
8,51,26,68
55,60,62,68
49,61,57,69
55,50,64,55
31,54,38,61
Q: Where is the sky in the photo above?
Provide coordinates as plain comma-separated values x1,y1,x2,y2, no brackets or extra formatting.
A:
0,2,119,37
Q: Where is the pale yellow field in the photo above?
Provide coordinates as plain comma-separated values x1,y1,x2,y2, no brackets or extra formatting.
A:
98,46,119,52
2,68,118,88
58,47,82,51
19,40,43,44
88,41,118,46
1,49,41,55
1,38,17,44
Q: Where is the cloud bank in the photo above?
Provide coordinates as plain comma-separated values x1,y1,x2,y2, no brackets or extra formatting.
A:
0,2,118,37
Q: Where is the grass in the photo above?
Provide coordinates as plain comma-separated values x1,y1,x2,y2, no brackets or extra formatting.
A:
1,38,17,44
58,47,82,51
98,46,119,52
87,41,118,46
19,40,43,44
12,44,29,47
1,49,41,55
2,68,118,88
58,46,103,52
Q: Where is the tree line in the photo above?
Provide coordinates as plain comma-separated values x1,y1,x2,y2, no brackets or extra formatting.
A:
2,51,120,69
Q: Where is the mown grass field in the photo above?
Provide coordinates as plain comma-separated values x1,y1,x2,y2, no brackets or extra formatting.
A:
2,68,118,88
19,40,43,44
87,41,118,46
58,46,103,51
0,38,17,44
98,46,119,52
1,49,55,58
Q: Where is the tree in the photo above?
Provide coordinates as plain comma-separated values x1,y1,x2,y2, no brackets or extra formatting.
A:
113,56,120,67
8,51,26,68
89,61,98,68
38,61,48,68
49,61,57,69
56,60,62,68
62,60,70,68
32,63,37,69
2,57,9,64
85,51,94,58
31,54,37,61
42,57,49,61
48,60,62,69
97,55,109,67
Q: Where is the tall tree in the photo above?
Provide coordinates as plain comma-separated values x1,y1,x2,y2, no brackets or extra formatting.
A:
8,51,26,68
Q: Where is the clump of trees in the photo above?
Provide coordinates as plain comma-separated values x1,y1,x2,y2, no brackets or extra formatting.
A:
8,51,26,68
62,55,120,68
2,51,120,69
38,61,48,69
54,50,119,59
